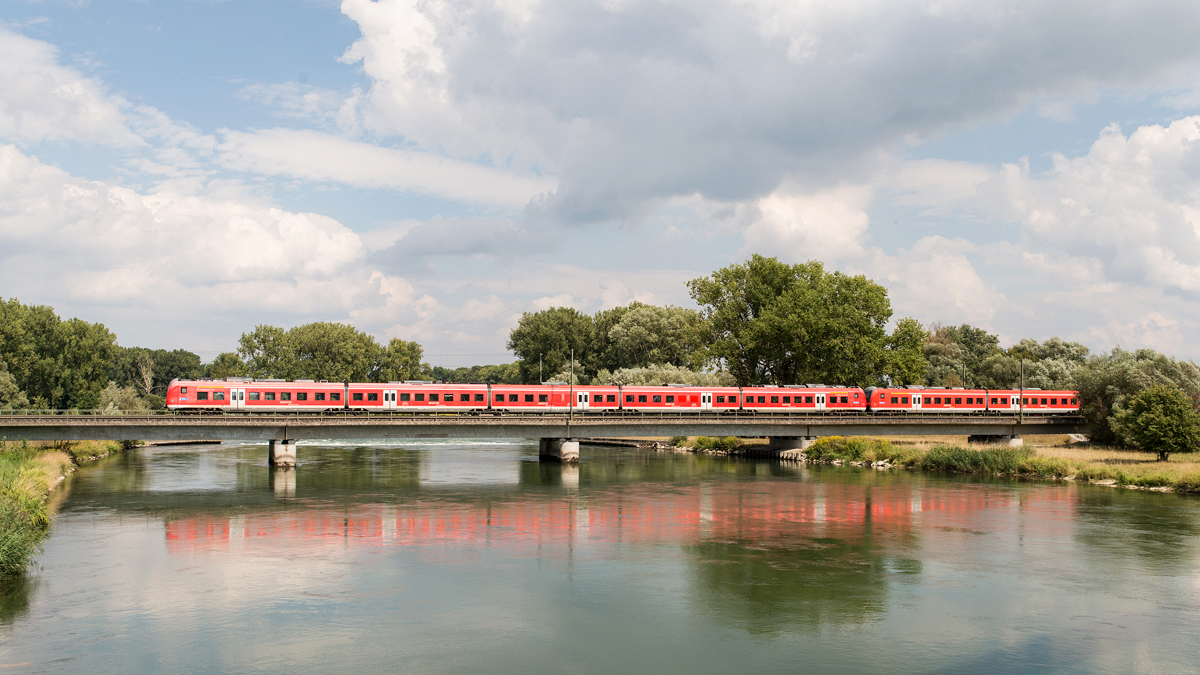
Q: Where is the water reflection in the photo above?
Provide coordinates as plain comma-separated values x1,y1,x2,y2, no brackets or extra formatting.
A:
3,442,1199,675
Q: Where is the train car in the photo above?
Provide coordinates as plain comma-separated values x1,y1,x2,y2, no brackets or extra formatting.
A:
166,379,347,412
619,385,737,413
916,388,988,413
387,383,488,412
740,385,866,413
987,389,1079,414
489,384,574,412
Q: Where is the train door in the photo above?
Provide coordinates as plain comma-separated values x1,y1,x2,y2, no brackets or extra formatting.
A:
701,392,712,411
384,390,396,411
912,394,922,411
816,394,826,412
577,391,590,411
230,388,245,411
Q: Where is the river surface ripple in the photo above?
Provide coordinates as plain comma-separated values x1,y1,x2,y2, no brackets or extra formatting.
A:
1,441,1198,674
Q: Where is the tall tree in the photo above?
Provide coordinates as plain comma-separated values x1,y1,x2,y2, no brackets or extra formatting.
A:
507,307,596,383
1074,347,1200,446
237,324,294,379
596,302,701,372
288,322,379,382
0,300,115,409
1114,384,1200,461
688,255,901,386
376,338,427,382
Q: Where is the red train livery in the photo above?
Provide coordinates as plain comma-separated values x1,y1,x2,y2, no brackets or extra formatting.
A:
166,379,1077,416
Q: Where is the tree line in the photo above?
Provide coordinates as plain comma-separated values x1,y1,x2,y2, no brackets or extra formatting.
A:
3,253,1200,457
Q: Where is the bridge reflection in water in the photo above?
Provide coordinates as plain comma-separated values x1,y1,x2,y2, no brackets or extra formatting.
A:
157,449,1079,633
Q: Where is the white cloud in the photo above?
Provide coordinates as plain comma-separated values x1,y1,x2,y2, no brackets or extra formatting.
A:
338,0,1200,223
0,26,138,146
216,128,555,207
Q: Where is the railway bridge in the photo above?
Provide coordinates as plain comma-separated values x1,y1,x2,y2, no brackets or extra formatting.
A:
0,411,1088,466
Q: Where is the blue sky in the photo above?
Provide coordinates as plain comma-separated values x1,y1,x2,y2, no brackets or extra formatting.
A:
4,0,1200,365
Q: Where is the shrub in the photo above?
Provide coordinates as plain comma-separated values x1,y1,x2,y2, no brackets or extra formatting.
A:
668,436,688,447
1115,384,1200,461
694,436,741,451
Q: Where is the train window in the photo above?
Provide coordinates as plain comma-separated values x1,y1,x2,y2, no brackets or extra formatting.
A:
400,393,410,401
539,394,548,402
716,396,725,403
181,387,187,394
757,396,766,403
841,397,848,403
297,393,307,401
931,397,938,404
855,392,859,399
312,393,323,401
456,394,466,402
901,396,909,404
890,397,898,404
331,393,340,401
638,395,647,403
626,395,634,402
197,391,209,400
805,396,813,404
279,392,289,401
441,394,451,401
248,392,260,401
1071,397,1077,405
607,395,616,402
509,394,518,402
496,394,504,401
782,396,790,403
1051,398,1057,405
770,396,778,403
352,393,362,401
525,394,535,402
368,393,378,401
475,393,485,402
730,396,738,404
666,395,674,403
653,395,662,403
1041,398,1047,405
265,392,276,401
415,393,425,401
953,397,961,404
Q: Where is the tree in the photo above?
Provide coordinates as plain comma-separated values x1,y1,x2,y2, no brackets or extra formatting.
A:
98,382,150,414
376,338,426,382
882,318,928,385
135,351,155,396
1074,347,1200,446
595,303,702,372
593,363,736,386
0,359,28,410
0,299,116,409
688,255,902,386
288,322,379,382
507,307,596,383
1115,384,1200,461
237,325,294,379
205,352,244,379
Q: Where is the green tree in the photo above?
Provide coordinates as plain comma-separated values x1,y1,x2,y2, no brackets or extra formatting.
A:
205,352,245,379
0,359,28,410
237,325,294,379
288,322,379,382
507,307,596,383
595,302,702,372
1074,348,1200,446
0,300,116,409
882,318,928,385
1115,384,1200,461
687,255,900,386
376,338,426,382
98,382,150,414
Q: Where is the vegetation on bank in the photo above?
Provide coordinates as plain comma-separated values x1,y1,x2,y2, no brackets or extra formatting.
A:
0,440,129,580
796,437,1200,493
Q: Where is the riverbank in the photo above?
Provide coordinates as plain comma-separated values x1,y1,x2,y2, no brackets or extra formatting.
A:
655,436,1200,493
0,441,132,580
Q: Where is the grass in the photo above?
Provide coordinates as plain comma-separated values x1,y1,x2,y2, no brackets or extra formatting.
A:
0,440,130,579
794,436,1200,493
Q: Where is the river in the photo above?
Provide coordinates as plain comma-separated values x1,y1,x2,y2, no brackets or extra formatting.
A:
1,441,1198,674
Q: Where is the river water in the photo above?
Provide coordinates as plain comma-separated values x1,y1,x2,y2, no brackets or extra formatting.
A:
2,441,1199,674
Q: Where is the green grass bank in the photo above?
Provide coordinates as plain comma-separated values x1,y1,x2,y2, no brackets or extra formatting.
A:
796,437,1200,493
0,440,131,580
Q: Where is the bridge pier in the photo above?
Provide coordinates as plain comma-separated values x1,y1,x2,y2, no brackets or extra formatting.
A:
268,439,297,466
539,438,579,463
271,466,296,497
768,436,817,451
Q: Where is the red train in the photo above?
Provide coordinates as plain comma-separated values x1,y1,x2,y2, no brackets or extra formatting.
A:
165,379,1077,416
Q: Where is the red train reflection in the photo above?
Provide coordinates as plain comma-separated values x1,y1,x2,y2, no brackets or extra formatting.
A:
164,480,1079,557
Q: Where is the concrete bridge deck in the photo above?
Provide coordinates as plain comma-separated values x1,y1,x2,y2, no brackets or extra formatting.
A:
0,411,1088,442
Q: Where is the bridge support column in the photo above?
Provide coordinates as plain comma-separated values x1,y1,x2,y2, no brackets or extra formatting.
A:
269,439,297,467
768,436,817,451
271,467,296,497
539,438,579,463
1005,435,1023,447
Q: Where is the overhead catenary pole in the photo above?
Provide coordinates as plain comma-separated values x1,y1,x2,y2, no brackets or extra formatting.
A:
567,348,574,439
1019,358,1024,425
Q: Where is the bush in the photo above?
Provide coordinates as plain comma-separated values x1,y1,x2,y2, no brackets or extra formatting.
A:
668,436,688,447
694,436,741,451
804,437,896,463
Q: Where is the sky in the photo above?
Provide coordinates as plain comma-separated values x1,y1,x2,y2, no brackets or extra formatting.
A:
4,0,1200,366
